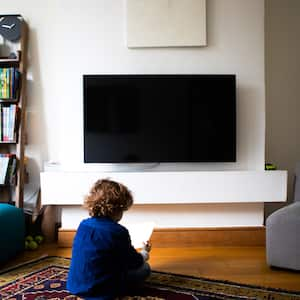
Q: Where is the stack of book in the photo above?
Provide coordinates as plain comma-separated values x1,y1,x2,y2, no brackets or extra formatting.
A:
0,104,18,142
0,154,17,185
0,68,20,99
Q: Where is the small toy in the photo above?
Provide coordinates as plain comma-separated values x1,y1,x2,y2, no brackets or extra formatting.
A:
265,163,277,170
25,234,44,250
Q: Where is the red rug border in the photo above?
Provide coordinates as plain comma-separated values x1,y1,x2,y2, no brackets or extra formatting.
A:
152,268,300,296
1,255,300,296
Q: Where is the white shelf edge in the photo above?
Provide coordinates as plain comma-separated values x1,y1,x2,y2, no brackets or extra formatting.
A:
40,170,287,205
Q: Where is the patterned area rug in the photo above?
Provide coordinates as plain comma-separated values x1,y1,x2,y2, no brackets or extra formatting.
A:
0,256,300,300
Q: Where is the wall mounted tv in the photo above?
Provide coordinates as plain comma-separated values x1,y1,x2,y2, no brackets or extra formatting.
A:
83,74,236,163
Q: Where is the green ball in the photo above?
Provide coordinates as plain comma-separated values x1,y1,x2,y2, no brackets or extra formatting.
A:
25,235,34,242
28,240,38,250
25,240,30,250
35,235,44,244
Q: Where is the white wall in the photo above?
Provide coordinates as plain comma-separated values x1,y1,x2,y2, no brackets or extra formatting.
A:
265,0,300,217
1,0,267,227
58,0,266,172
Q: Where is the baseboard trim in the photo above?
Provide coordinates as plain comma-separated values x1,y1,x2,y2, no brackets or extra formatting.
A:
58,226,265,248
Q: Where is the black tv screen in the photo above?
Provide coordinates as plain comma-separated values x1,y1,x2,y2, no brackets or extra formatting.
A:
83,74,236,163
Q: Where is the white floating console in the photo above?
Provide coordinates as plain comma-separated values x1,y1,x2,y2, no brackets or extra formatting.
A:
40,170,287,205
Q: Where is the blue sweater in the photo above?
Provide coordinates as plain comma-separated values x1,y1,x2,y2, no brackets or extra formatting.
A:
67,217,144,300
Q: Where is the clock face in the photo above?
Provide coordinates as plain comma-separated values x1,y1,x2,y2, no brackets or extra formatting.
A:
0,15,22,41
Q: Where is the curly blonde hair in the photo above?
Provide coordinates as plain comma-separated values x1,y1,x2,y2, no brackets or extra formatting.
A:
83,179,133,218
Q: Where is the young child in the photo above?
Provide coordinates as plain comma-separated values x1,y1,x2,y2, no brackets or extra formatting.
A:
67,179,151,300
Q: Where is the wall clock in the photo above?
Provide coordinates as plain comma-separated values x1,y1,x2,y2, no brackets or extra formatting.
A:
0,15,22,41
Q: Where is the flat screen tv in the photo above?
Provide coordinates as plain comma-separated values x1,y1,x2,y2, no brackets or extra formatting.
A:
83,74,236,163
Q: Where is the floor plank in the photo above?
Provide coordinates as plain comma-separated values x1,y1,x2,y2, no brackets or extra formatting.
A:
1,244,300,291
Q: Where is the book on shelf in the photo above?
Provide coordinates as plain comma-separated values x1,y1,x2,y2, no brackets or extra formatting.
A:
0,154,17,185
0,68,20,100
0,105,1,140
0,103,18,142
0,155,10,184
5,154,17,185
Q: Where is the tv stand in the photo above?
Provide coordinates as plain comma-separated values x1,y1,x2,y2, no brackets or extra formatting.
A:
40,169,287,229
41,170,287,205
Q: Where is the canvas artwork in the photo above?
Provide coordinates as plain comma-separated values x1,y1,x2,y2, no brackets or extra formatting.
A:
126,0,207,48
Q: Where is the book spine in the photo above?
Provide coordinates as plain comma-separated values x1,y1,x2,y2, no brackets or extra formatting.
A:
0,68,19,100
15,69,20,99
0,69,3,99
3,69,7,99
5,154,16,185
12,68,15,99
5,68,9,98
9,104,17,141
0,155,10,184
2,106,8,141
0,104,2,141
8,104,12,141
9,68,14,98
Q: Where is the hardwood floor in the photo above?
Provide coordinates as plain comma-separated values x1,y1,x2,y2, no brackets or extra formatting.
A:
2,244,300,291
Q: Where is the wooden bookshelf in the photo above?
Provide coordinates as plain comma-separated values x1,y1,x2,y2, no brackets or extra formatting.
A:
0,18,28,208
0,52,20,64
0,141,18,145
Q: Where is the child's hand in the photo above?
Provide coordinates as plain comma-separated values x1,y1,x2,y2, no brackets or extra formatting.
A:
140,241,152,261
142,241,152,253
